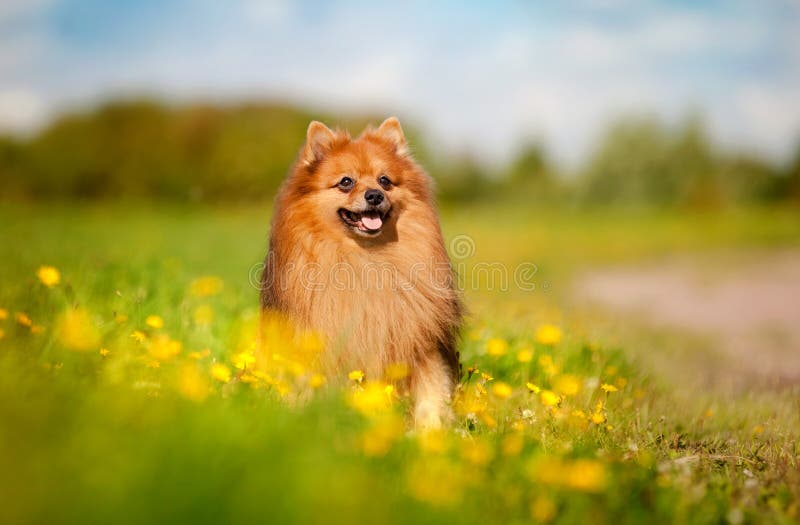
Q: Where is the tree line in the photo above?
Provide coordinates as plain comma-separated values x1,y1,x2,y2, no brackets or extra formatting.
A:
1,99,798,207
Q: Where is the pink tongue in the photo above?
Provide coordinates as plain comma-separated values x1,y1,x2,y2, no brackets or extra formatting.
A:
361,214,383,230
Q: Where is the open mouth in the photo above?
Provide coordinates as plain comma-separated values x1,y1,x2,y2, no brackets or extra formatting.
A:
338,208,389,235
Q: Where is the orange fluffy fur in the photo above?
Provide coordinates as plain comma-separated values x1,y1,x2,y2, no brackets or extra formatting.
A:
259,117,461,427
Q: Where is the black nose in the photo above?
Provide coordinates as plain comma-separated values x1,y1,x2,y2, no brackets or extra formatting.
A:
365,189,384,205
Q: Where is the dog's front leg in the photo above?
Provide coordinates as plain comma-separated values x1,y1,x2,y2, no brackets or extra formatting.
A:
411,353,453,429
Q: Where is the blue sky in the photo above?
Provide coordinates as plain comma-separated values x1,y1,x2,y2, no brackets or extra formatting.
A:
1,0,799,166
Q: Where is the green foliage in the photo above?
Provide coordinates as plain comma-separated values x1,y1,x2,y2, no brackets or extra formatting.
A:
577,114,794,209
1,100,798,207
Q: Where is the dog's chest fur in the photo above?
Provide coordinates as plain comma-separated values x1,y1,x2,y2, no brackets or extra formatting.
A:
273,238,455,378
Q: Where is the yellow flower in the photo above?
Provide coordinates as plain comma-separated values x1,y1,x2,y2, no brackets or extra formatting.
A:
309,373,326,389
130,330,147,343
211,363,232,383
516,348,533,363
540,390,561,406
188,349,211,360
37,265,60,287
600,383,618,393
189,276,224,297
349,381,393,415
0,308,8,320
553,374,582,396
232,351,256,370
535,324,562,346
145,315,164,329
564,459,606,492
526,382,541,394
55,308,101,351
480,372,494,382
178,365,210,402
491,381,513,399
348,369,365,383
591,412,606,424
384,384,395,398
15,312,33,327
485,337,508,357
99,348,110,357
149,335,182,361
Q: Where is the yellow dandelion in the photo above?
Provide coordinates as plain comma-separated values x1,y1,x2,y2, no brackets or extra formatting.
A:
148,335,182,361
99,348,110,357
349,381,392,415
553,374,582,396
526,382,541,394
591,412,606,424
0,308,8,320
36,265,60,288
232,351,255,370
540,390,561,406
348,369,365,383
309,373,326,389
753,425,765,435
188,349,211,360
485,337,508,357
535,324,562,346
130,330,147,343
211,363,232,383
491,381,513,399
516,348,533,363
601,383,618,393
480,372,494,382
145,315,164,329
189,276,224,297
15,312,33,327
55,308,101,351
564,459,606,492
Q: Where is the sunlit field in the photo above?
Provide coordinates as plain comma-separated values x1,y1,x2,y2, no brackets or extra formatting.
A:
1,203,799,524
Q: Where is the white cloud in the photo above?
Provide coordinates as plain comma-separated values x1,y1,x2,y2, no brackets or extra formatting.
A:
0,88,49,133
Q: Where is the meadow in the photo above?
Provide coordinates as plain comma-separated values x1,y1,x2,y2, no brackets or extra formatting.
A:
1,202,799,524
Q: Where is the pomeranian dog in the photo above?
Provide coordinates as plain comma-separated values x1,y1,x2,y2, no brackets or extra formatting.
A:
260,117,461,428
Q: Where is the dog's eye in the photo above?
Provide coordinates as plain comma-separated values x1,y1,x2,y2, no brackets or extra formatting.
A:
378,175,392,189
338,176,355,190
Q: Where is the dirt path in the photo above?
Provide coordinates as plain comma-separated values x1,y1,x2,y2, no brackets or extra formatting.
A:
575,249,800,387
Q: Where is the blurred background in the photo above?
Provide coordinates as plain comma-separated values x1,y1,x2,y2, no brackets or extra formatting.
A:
1,0,799,205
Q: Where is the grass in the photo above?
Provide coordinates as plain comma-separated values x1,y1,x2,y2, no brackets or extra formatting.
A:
0,202,798,524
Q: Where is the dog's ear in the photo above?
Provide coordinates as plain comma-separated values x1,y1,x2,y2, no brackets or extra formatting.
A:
375,117,408,155
302,121,337,165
